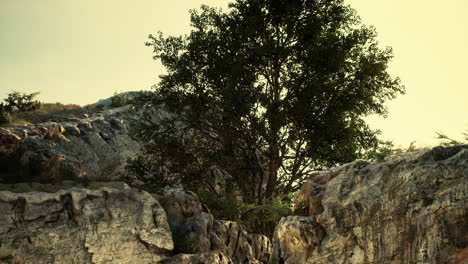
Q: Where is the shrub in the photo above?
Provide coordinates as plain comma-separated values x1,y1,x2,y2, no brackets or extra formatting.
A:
197,191,293,237
111,92,128,107
436,131,468,146
197,191,241,221
3,91,41,112
6,103,82,124
0,110,12,124
239,196,293,237
364,140,420,162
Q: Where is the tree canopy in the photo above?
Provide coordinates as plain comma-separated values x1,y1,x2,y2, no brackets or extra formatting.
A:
130,0,404,204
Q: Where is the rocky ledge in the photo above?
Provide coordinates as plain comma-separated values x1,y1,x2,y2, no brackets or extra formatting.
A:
0,184,270,264
0,106,143,183
272,145,468,264
0,145,466,263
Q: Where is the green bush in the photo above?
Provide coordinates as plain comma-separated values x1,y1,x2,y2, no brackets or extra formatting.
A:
197,191,293,238
111,92,127,107
3,91,41,112
0,110,12,124
239,197,293,237
197,191,241,221
364,140,420,162
436,131,468,146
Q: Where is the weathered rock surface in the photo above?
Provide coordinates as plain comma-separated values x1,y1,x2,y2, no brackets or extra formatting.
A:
270,216,325,264
159,251,235,264
0,184,271,264
272,145,468,264
0,104,233,197
159,187,272,263
0,105,143,183
0,185,173,264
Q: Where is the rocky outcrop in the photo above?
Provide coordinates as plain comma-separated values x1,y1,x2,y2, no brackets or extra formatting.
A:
159,251,234,264
270,216,326,264
0,106,143,183
158,188,272,263
0,184,271,264
0,184,173,264
0,104,233,196
272,145,468,264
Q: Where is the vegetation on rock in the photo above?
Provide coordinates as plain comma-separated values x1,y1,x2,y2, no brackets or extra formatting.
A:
129,0,404,207
0,91,86,125
0,91,41,124
2,91,41,112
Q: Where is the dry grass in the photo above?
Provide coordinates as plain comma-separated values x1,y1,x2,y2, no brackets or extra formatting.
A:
3,103,91,126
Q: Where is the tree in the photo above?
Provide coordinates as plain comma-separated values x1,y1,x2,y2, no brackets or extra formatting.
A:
3,91,41,112
131,0,404,204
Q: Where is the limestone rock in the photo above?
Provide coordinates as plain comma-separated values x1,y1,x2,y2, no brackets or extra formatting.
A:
159,251,235,264
159,187,272,263
272,145,468,264
270,216,325,264
159,188,210,253
211,220,272,263
0,185,173,264
0,184,271,264
0,106,143,183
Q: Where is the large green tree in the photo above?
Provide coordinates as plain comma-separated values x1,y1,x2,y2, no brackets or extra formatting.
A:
131,0,404,204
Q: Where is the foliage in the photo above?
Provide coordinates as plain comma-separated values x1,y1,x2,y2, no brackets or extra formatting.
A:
0,109,12,124
3,91,41,112
2,102,82,125
105,91,153,108
365,129,468,162
197,191,292,237
124,154,173,187
1,91,42,124
197,191,241,221
131,0,404,204
436,131,468,146
364,140,419,161
110,92,130,107
239,195,293,237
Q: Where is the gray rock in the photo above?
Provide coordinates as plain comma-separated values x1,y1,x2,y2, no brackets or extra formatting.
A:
270,216,325,264
159,187,272,263
0,186,173,264
211,220,272,263
0,105,143,183
159,251,235,264
0,183,271,264
271,145,468,264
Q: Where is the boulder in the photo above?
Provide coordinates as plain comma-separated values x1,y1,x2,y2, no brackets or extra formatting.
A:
159,188,212,253
0,184,173,264
159,251,235,264
0,184,271,264
159,187,272,263
270,216,326,264
211,220,272,263
271,146,468,264
0,106,143,183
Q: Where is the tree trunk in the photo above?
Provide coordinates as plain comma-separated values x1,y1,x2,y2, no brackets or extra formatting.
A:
264,56,281,201
265,145,280,200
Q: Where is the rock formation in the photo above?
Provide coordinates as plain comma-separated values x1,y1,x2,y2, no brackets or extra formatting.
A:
0,183,271,264
0,105,143,183
0,104,232,194
1,98,467,263
157,188,271,263
0,184,173,264
271,145,468,264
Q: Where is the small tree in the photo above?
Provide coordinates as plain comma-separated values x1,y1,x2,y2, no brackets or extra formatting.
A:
3,91,41,112
436,131,468,146
0,105,12,124
131,0,405,204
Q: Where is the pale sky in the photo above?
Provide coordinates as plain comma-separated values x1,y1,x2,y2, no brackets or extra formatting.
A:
1,0,467,147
